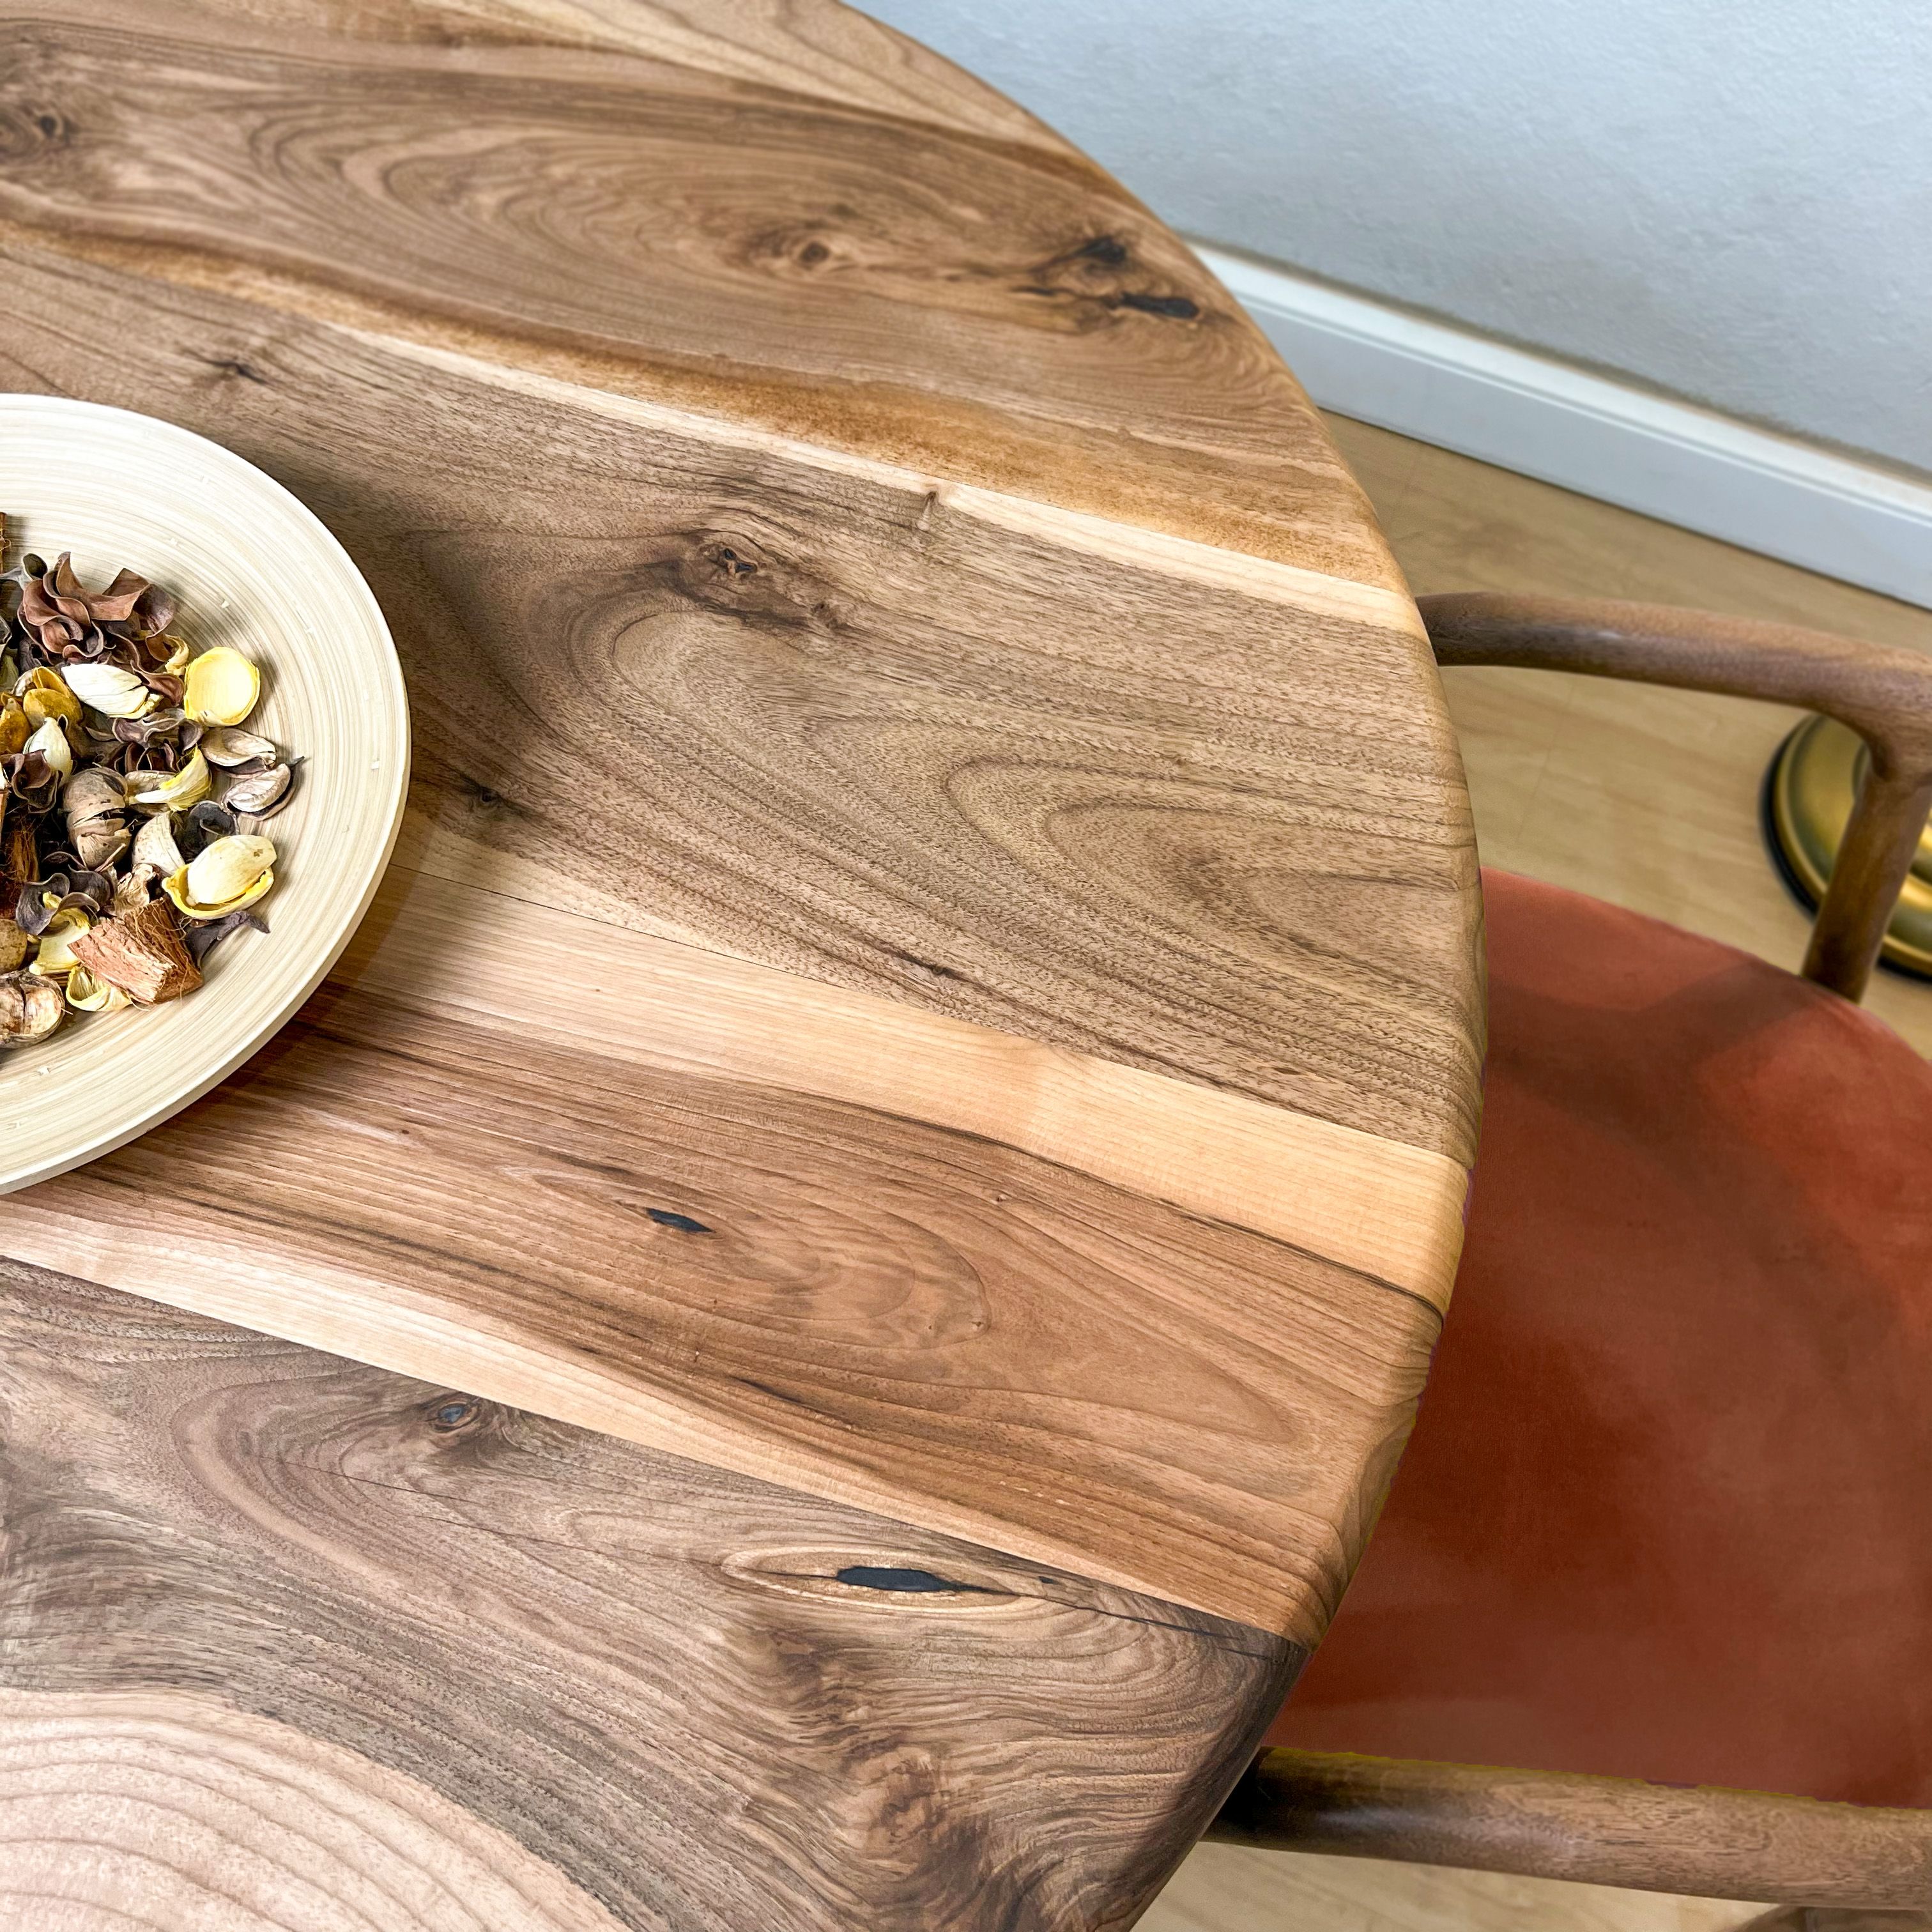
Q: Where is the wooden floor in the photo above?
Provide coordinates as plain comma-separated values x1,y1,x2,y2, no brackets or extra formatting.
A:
1328,414,1932,1052
1144,414,1931,1931
1144,1845,1769,1932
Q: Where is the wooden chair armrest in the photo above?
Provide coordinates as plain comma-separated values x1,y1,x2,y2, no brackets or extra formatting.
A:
1208,1747,1932,1911
1418,592,1932,1001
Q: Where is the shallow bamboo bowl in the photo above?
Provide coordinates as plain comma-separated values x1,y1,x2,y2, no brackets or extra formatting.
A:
0,396,408,1192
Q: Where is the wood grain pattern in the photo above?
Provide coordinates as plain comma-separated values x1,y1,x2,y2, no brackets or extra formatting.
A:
0,229,1480,1164
3,858,1442,1643
0,1692,632,1931
0,5,1485,1906
0,175,1470,1640
0,0,1400,587
181,0,1086,155
0,1264,1296,1930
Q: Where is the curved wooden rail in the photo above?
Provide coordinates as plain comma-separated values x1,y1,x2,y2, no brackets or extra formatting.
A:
1420,592,1932,1000
1211,1749,1932,1912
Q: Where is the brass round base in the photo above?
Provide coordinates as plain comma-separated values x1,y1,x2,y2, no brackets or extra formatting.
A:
1765,714,1932,979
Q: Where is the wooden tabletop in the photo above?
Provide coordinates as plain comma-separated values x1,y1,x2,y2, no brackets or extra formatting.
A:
0,2,1482,1923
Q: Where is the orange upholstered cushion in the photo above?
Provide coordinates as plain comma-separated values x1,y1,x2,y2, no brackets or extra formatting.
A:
1267,868,1932,1808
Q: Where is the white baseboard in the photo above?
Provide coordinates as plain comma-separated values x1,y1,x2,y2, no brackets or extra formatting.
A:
1194,243,1932,611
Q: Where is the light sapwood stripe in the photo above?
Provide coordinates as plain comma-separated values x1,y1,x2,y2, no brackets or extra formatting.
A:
3,970,1437,1640
342,861,1469,1309
0,235,1484,1162
349,326,1427,638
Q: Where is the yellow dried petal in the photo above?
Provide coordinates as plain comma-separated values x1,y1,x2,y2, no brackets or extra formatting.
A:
29,910,91,976
19,667,80,729
66,965,130,1013
183,647,261,727
123,749,211,813
165,834,277,920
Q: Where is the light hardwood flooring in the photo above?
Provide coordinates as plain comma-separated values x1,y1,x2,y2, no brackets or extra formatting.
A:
1327,414,1932,1053
1143,1844,1770,1932
1144,417,1929,1930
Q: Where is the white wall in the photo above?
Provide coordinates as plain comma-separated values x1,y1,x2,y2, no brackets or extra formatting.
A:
862,0,1932,477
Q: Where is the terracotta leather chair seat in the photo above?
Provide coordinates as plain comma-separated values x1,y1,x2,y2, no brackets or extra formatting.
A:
1266,866,1932,1810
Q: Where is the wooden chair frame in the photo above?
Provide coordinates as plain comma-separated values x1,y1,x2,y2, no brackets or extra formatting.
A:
1208,594,1932,1920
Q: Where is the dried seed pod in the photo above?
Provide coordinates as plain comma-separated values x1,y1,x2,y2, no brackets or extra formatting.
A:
65,767,129,871
222,762,293,817
183,647,260,727
24,716,73,781
164,833,275,919
201,726,279,769
29,908,91,976
15,886,59,938
63,766,125,827
1,536,302,1040
71,898,201,1004
132,811,185,877
17,871,111,937
63,869,116,915
123,747,211,813
75,825,130,871
0,970,65,1047
65,964,131,1013
63,661,158,719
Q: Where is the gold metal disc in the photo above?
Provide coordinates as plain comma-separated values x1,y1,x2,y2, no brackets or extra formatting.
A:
1766,713,1932,979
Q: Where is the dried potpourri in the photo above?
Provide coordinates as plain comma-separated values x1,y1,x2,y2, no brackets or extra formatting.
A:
0,515,293,1048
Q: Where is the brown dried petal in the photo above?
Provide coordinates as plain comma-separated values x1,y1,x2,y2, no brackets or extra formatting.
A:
3,747,61,814
179,799,236,859
181,905,267,967
223,763,292,816
114,705,187,749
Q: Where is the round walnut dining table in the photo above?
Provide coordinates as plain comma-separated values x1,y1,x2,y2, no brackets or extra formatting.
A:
0,3,1483,1926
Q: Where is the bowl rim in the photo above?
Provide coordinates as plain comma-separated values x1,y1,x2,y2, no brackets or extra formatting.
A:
0,393,410,1193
